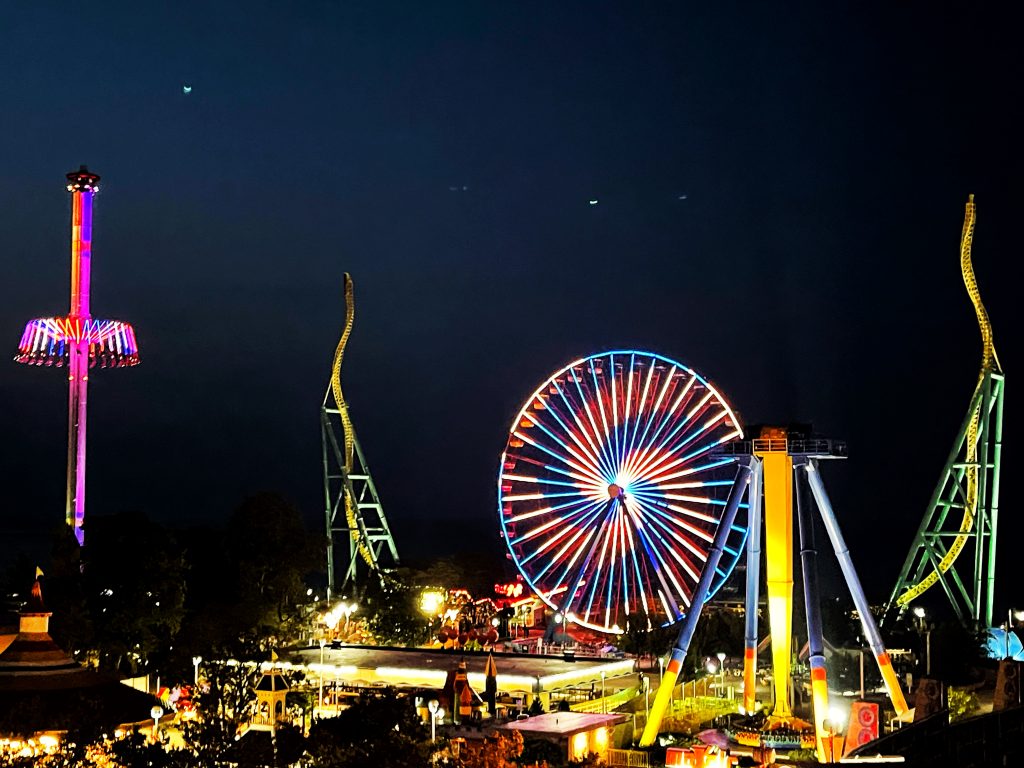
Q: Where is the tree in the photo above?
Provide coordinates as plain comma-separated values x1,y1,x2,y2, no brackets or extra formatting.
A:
180,660,261,767
307,690,437,768
363,578,431,647
441,730,523,768
45,514,187,675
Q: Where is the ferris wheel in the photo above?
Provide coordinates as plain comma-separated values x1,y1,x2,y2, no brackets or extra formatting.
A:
498,350,747,634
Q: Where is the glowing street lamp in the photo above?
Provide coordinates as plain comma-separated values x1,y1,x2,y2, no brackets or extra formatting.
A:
318,639,326,713
192,655,202,687
716,652,726,697
428,699,444,742
150,706,163,742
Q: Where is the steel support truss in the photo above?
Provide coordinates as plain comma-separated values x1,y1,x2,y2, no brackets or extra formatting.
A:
322,394,400,599
885,369,1005,627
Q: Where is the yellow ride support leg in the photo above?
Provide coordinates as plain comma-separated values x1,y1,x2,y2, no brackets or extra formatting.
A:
761,451,794,718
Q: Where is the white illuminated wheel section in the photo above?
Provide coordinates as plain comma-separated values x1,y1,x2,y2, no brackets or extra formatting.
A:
498,350,746,634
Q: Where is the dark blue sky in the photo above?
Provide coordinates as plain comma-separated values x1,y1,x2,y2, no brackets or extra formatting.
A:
1,2,1020,601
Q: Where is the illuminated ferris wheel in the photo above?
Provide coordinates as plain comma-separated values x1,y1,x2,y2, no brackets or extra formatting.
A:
498,350,747,634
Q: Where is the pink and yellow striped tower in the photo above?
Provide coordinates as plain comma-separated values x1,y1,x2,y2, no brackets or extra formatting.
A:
14,167,139,545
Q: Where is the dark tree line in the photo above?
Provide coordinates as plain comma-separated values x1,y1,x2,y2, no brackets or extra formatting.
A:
21,492,323,681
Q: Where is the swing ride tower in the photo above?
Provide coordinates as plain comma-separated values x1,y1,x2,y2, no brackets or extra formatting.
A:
14,167,140,546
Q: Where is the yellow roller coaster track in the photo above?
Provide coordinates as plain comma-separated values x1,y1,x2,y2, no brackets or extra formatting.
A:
896,195,1002,607
330,273,377,570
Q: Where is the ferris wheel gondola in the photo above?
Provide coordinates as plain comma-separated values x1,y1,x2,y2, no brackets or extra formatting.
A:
498,350,747,634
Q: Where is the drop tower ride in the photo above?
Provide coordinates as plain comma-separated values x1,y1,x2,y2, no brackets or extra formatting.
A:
14,167,139,545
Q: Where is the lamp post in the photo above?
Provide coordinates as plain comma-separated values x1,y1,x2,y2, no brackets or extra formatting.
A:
150,705,163,742
716,652,726,698
913,606,931,675
601,671,606,713
318,639,326,714
192,655,202,687
428,699,440,742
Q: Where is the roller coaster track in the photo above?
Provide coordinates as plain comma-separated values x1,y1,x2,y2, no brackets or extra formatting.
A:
886,196,1005,626
322,274,399,594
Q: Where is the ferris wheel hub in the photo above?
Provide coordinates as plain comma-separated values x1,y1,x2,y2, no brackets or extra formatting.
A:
607,483,624,499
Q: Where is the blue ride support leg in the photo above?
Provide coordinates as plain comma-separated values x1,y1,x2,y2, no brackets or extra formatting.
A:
804,460,909,716
795,463,830,762
639,458,755,747
742,460,763,715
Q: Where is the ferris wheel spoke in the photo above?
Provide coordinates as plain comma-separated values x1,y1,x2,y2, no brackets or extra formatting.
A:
630,486,719,524
676,428,741,464
569,368,617,481
519,413,606,484
635,499,718,547
528,503,607,583
627,397,719,479
513,430,605,485
608,353,622,470
512,501,601,552
632,495,715,555
548,380,610,481
534,393,615,486
617,503,632,615
625,510,682,617
626,359,659,463
625,513,689,616
636,425,734,484
559,498,617,619
501,473,582,489
632,457,735,485
553,374,617,483
589,362,621,480
543,523,604,610
506,491,604,524
627,364,677,475
589,359,611,444
621,383,709,480
622,513,650,617
580,503,620,622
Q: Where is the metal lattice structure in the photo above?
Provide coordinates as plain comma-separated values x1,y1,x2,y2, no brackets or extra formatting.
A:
322,274,399,598
885,195,1005,628
13,168,140,546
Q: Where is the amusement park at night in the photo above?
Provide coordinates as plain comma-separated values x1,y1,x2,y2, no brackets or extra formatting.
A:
0,4,1021,768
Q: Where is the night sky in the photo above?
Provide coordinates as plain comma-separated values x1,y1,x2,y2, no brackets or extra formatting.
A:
1,3,1020,604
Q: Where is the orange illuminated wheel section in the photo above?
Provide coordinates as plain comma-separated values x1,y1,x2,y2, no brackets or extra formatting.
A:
498,350,746,634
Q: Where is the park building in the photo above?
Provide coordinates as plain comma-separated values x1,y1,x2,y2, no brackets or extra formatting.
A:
0,574,162,757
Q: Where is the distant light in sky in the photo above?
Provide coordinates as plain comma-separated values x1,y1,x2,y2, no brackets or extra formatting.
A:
182,84,193,94
588,199,598,205
678,194,687,200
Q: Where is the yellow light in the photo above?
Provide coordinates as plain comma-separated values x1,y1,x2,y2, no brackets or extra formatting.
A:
38,735,58,750
420,590,445,616
595,727,607,747
572,732,588,759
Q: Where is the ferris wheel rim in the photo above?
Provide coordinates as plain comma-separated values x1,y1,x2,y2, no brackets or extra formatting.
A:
497,349,746,634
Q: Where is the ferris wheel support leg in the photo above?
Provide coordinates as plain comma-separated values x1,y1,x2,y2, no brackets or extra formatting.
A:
639,459,755,747
742,459,763,715
804,461,909,716
795,462,830,763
